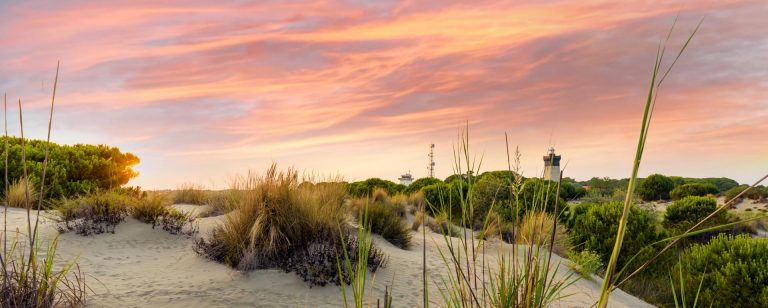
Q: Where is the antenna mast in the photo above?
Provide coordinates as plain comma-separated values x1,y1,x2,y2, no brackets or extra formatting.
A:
428,144,435,178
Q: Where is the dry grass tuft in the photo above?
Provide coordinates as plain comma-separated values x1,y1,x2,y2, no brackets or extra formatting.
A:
371,187,388,204
517,211,570,255
194,164,386,286
204,189,242,216
5,178,36,209
426,211,461,237
174,183,209,205
412,211,424,231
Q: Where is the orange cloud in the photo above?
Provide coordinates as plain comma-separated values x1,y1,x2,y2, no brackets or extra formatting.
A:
0,0,766,189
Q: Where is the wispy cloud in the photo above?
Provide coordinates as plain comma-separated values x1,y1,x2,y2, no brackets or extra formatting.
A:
0,0,766,188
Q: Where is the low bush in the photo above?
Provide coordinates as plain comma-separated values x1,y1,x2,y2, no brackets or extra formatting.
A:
346,178,403,197
663,196,726,235
669,183,718,200
677,234,768,307
722,184,767,201
174,184,209,205
404,177,443,195
496,178,564,223
194,165,386,287
567,202,666,273
56,191,133,235
567,250,603,278
160,208,197,235
637,174,675,201
131,194,167,226
349,197,411,249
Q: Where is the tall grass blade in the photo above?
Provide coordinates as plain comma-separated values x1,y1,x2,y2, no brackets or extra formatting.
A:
597,20,701,307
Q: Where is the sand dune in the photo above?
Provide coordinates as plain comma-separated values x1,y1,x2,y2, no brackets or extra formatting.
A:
1,206,650,307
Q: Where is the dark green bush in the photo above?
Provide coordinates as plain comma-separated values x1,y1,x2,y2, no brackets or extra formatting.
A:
351,200,411,249
683,177,739,193
495,178,564,223
725,185,767,201
470,175,510,227
422,181,464,219
663,196,726,235
669,183,719,200
637,174,675,201
677,234,768,307
560,181,586,200
347,178,402,197
403,177,443,195
583,177,629,197
567,202,666,273
0,136,139,199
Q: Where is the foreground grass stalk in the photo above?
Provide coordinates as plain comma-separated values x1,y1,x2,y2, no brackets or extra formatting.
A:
31,61,60,247
597,20,701,307
1,94,7,283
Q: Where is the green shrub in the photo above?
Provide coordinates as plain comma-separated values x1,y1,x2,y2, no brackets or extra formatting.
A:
677,234,768,307
470,175,510,227
722,184,767,201
350,198,411,249
682,177,739,193
0,136,139,199
663,196,726,234
568,250,603,277
637,174,675,201
403,177,443,195
495,178,564,223
422,181,464,218
669,183,719,200
567,202,665,273
560,181,586,200
583,177,629,197
160,208,196,235
56,191,133,235
346,178,402,197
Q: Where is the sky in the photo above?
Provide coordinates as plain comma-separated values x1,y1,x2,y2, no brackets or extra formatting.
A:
0,0,766,189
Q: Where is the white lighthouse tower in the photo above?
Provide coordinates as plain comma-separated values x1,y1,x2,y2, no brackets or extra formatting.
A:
543,147,561,181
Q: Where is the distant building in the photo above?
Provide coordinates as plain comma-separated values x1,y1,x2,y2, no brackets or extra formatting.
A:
543,147,561,181
398,172,414,185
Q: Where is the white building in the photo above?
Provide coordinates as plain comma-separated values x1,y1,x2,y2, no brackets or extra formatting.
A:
398,172,414,185
543,147,561,181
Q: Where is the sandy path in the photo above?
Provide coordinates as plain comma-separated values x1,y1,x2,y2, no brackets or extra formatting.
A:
1,206,651,307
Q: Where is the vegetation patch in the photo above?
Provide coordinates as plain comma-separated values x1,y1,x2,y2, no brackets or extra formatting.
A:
174,183,209,205
677,234,768,307
568,250,603,278
194,165,387,287
56,191,132,235
349,194,411,249
669,183,719,200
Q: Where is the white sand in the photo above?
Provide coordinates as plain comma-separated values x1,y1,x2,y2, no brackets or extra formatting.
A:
1,206,651,307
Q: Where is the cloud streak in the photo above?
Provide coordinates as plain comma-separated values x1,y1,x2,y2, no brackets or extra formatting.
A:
0,0,766,188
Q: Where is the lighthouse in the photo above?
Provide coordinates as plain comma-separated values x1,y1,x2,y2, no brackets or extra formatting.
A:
543,147,561,181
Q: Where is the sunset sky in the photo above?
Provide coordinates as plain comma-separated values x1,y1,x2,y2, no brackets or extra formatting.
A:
0,0,766,189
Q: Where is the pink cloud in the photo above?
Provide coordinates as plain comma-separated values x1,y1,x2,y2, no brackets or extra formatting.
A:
0,0,766,189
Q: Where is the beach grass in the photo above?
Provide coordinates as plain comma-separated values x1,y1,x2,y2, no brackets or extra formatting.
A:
1,63,87,307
